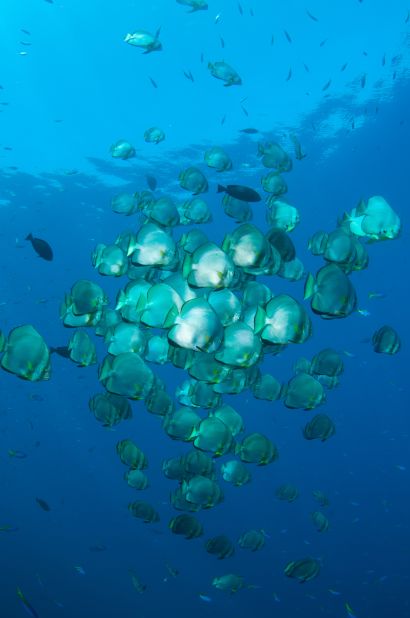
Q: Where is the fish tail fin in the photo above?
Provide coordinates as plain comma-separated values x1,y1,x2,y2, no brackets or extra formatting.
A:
217,184,226,193
304,273,315,300
26,233,33,240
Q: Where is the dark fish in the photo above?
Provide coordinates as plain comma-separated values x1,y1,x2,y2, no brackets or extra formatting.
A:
50,346,70,358
239,127,259,134
148,76,158,88
286,67,292,81
237,2,243,15
217,184,261,203
44,0,54,3
4,146,13,150
284,30,292,43
322,79,331,91
21,29,31,35
340,62,348,71
1,102,9,106
250,7,254,16
319,38,327,47
183,70,194,82
220,114,226,125
303,63,310,72
306,9,319,21
146,174,157,191
241,105,249,117
89,544,107,552
26,233,53,261
406,10,410,23
220,36,225,48
20,41,32,46
381,53,386,66
35,497,51,511
360,73,366,88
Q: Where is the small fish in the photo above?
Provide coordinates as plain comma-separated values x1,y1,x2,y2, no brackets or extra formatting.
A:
345,602,357,617
20,41,32,46
44,0,54,3
50,346,70,358
220,114,226,125
284,30,292,43
406,10,410,23
342,350,356,358
381,54,386,66
322,79,332,91
8,449,27,459
220,36,225,48
74,566,86,575
26,233,53,261
319,38,327,47
306,9,319,21
88,544,107,552
270,34,274,45
199,594,212,602
214,14,221,24
21,29,31,35
395,465,406,471
0,524,19,532
328,588,341,596
17,588,39,618
273,592,281,602
237,2,243,15
286,67,292,81
240,127,258,134
360,73,367,88
146,174,157,191
303,63,310,72
241,105,249,117
357,308,370,317
35,497,51,511
149,76,158,88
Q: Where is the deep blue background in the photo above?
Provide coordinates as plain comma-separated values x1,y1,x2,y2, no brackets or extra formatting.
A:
0,1,409,617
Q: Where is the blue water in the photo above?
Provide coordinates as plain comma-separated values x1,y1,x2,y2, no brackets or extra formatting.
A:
1,1,409,617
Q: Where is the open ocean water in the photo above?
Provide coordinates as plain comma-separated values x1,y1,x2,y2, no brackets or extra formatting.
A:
0,1,409,617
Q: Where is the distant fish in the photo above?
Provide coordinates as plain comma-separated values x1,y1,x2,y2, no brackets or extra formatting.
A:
146,174,157,191
322,79,332,91
284,30,292,43
237,2,243,15
50,346,70,358
406,10,410,23
0,524,19,532
26,233,53,261
214,13,221,24
199,594,212,602
89,544,107,552
220,114,226,125
21,29,31,35
306,9,319,21
148,76,158,88
345,602,357,618
220,36,225,48
360,73,366,88
183,70,194,82
357,308,370,317
44,0,54,3
17,588,39,618
328,589,342,596
8,449,27,459
217,184,261,202
270,34,274,45
319,38,327,47
286,67,292,81
240,127,258,134
35,497,51,511
241,105,249,117
340,62,348,71
20,41,32,46
303,63,310,72
368,291,386,300
74,566,86,575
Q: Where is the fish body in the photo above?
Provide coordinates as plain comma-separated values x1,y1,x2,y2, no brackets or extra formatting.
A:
35,497,51,511
124,29,162,53
176,0,208,11
240,127,258,134
208,61,242,86
217,184,261,202
26,234,53,261
8,449,27,458
17,588,39,618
